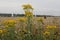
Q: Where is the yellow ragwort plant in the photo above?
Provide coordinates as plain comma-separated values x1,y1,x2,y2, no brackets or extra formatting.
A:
0,30,3,34
37,18,44,23
17,17,27,22
7,20,16,24
3,19,16,28
0,29,8,34
22,4,33,17
46,25,57,40
2,20,16,40
47,25,56,29
22,4,34,40
25,11,33,17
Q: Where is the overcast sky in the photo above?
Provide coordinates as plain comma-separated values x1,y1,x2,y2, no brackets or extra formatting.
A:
0,0,60,16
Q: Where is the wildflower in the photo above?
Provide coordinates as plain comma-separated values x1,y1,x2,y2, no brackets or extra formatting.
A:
22,4,33,17
3,20,16,28
3,20,16,25
52,26,56,28
22,4,33,10
7,20,16,24
47,25,56,29
37,18,44,24
0,30,3,33
17,18,27,22
25,11,33,17
2,20,8,25
37,18,43,21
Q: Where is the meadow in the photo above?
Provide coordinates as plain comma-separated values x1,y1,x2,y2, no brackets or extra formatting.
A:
0,4,60,40
0,17,59,40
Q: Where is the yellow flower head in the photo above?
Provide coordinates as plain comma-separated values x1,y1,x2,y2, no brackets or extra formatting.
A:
44,31,50,36
8,20,16,24
22,4,33,17
25,11,33,17
47,25,56,29
17,18,27,22
22,4,33,10
0,30,3,33
0,30,8,34
37,18,44,23
3,20,16,27
3,20,16,25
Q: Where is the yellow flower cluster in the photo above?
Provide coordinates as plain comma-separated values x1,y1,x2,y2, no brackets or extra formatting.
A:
22,4,33,10
17,18,27,22
25,11,33,17
47,25,56,29
37,18,44,23
0,30,3,33
44,31,50,36
3,20,16,24
3,20,16,27
0,30,8,34
22,4,33,17
8,20,16,22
